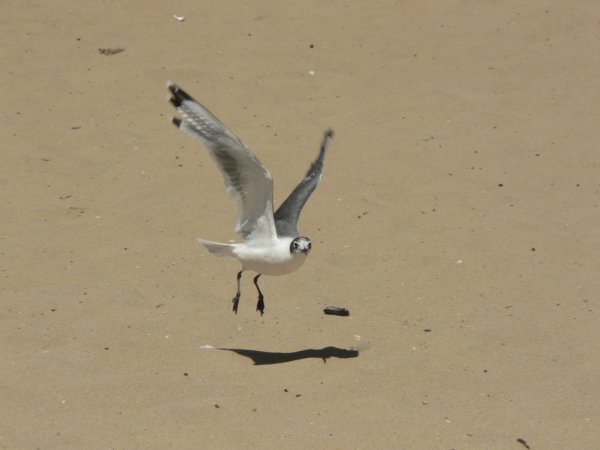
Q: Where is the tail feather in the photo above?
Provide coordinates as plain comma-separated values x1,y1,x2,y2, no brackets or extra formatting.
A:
197,238,235,257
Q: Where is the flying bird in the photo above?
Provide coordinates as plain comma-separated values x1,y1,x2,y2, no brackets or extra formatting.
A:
167,82,333,315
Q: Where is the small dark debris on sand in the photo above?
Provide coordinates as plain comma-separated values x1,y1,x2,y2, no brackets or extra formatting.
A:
98,48,125,55
324,306,349,316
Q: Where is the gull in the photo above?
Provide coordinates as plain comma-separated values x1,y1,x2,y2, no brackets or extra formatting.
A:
167,82,334,315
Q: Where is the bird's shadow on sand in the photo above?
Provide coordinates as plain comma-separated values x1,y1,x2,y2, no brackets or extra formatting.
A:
219,346,359,365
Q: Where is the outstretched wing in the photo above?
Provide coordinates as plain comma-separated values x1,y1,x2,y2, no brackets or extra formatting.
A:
274,129,334,238
167,81,276,242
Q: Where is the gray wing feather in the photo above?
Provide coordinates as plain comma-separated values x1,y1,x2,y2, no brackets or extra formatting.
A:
167,81,276,241
274,130,334,237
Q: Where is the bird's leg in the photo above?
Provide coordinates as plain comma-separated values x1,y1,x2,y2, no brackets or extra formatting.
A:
232,270,243,314
253,274,265,315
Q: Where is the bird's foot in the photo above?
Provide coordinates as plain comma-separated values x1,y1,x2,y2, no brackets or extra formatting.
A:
256,295,264,316
232,294,240,314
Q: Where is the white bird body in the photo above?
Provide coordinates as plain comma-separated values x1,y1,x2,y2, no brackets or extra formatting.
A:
199,237,308,276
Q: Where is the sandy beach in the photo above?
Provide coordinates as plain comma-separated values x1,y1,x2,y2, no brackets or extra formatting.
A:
3,1,600,448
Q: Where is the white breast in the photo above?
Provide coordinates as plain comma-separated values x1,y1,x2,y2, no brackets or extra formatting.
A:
232,237,308,276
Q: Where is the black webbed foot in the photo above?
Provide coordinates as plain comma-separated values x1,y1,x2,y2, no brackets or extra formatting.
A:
232,270,243,314
253,274,264,316
232,294,240,314
256,295,264,316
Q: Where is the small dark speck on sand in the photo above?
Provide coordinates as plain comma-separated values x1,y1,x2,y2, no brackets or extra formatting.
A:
98,47,124,55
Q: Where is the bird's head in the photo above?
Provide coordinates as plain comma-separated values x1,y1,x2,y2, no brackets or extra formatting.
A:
290,236,312,255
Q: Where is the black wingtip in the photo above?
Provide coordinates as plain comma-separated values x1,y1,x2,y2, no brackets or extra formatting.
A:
319,128,334,156
166,81,178,94
166,81,194,108
172,117,182,128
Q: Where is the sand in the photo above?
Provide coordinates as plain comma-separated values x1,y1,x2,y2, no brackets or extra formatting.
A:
3,1,600,448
